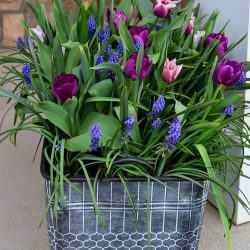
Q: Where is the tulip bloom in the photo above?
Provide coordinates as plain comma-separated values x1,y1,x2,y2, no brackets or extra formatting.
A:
124,52,153,81
30,25,45,42
185,14,195,36
114,10,126,31
153,0,181,18
205,33,228,57
193,31,205,48
129,26,149,48
213,58,244,87
52,73,79,102
162,58,183,83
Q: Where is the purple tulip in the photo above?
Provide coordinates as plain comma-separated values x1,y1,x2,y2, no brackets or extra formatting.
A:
129,26,149,48
113,10,126,31
205,33,228,57
213,58,244,87
124,52,153,81
52,73,79,102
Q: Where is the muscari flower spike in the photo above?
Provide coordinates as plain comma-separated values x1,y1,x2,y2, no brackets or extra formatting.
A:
106,52,120,80
88,15,96,36
22,63,31,84
124,115,135,135
89,124,102,152
95,56,104,79
151,95,165,118
17,36,24,50
117,42,123,57
235,72,246,89
152,118,162,130
224,105,234,119
165,117,181,149
135,39,143,50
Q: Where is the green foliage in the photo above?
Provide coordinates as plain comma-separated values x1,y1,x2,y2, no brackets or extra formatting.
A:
0,1,249,248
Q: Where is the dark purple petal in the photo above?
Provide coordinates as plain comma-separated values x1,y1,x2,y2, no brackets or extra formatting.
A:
52,73,79,102
205,33,228,57
124,52,152,81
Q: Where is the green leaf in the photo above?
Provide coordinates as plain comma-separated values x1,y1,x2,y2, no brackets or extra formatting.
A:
80,49,92,84
34,101,72,136
91,63,124,85
118,19,136,54
175,100,187,122
213,94,244,113
65,113,122,152
77,2,90,43
35,35,52,82
138,14,157,26
137,0,153,17
195,144,232,250
114,104,141,143
118,0,132,21
148,53,160,64
88,79,113,97
65,46,81,73
53,35,65,75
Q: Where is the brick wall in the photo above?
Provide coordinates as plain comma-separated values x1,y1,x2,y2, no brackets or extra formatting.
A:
0,0,188,48
0,0,74,48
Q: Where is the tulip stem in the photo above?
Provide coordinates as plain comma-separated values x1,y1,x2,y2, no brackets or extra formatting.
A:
202,84,224,120
149,17,159,33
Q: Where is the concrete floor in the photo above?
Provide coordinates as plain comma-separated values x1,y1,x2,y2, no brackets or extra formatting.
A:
0,50,250,250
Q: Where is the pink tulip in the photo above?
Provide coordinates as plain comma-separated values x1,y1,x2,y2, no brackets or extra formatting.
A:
185,14,195,36
162,58,183,83
153,0,182,18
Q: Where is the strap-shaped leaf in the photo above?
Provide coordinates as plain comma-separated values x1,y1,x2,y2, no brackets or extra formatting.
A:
195,144,232,250
34,101,72,136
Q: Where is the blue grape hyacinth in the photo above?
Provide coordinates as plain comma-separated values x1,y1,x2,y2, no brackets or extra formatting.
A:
95,56,104,79
165,118,181,149
106,52,120,80
88,16,96,36
117,42,123,57
17,36,24,50
224,105,234,119
152,118,162,130
89,124,102,152
135,39,143,50
235,72,246,89
22,63,31,84
151,95,165,118
124,115,135,135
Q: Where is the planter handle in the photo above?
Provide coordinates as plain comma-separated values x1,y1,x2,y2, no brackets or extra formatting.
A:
112,157,155,176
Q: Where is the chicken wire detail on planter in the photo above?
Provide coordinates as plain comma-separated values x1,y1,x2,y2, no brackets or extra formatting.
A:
45,178,209,250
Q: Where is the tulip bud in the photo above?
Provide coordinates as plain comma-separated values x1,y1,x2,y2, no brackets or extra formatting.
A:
205,33,228,57
153,0,181,18
30,25,45,42
185,14,195,36
114,10,126,31
193,31,205,48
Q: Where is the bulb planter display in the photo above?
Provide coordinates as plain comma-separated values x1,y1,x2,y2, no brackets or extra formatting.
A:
41,158,209,250
0,0,250,250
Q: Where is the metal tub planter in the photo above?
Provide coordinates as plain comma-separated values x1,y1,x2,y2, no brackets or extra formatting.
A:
42,163,209,250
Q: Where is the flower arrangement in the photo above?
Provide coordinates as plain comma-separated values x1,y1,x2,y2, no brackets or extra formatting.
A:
0,0,250,248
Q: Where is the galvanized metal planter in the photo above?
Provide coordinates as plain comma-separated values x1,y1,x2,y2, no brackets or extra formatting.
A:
42,162,209,250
